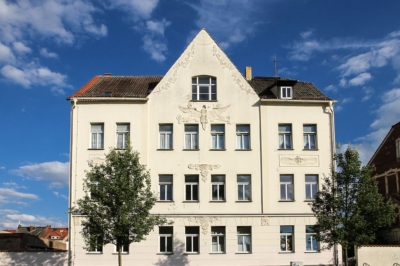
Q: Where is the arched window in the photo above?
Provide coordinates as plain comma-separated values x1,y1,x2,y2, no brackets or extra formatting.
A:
192,76,216,101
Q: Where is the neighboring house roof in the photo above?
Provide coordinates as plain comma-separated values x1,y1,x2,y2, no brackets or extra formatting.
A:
368,121,400,175
67,75,332,101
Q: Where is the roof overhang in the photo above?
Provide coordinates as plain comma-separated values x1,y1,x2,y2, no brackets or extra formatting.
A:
260,99,336,105
69,97,148,103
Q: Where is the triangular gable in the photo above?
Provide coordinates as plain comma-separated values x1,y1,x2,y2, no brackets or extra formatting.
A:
368,122,400,165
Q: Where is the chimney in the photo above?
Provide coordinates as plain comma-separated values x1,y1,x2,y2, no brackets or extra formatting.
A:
245,66,252,81
29,224,34,232
103,73,112,76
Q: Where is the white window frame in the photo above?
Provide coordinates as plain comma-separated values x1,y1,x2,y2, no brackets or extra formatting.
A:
305,175,318,200
114,242,129,254
91,123,104,149
280,86,292,99
211,124,225,149
185,227,200,253
305,225,319,252
159,124,173,149
237,226,251,253
116,123,130,149
280,226,294,252
159,175,173,201
236,125,250,150
280,175,294,201
185,175,199,201
396,138,400,159
159,227,173,254
304,124,317,149
211,175,225,201
237,175,251,201
192,76,217,101
279,124,292,149
184,125,198,150
88,235,103,253
211,226,225,253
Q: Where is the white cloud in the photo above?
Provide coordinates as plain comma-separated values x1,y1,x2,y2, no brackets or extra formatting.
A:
0,188,39,200
341,97,353,104
53,191,68,200
140,19,171,62
300,30,313,39
324,84,337,92
0,42,15,64
105,0,159,20
39,48,58,59
12,42,31,54
361,86,374,101
348,72,372,86
189,0,261,50
11,161,69,188
0,213,67,228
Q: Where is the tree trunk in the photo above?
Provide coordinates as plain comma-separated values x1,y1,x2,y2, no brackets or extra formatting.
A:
345,247,348,266
118,245,122,266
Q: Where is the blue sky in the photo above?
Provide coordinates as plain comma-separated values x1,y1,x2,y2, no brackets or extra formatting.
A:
0,0,399,229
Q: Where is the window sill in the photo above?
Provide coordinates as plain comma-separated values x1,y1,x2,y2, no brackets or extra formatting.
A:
183,252,200,255
235,149,252,151
157,252,173,255
86,252,103,254
209,200,226,203
115,148,127,150
183,149,200,151
235,252,252,254
112,252,129,255
277,148,294,150
235,200,252,202
87,148,104,150
279,200,295,202
305,251,320,253
209,149,226,151
303,148,319,151
279,251,294,254
157,149,174,151
304,199,315,202
190,100,218,102
182,201,200,203
157,200,174,203
210,252,226,254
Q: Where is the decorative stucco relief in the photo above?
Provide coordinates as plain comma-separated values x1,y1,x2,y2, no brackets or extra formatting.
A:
187,217,220,235
279,155,319,167
154,44,195,94
177,102,230,130
188,164,221,182
212,45,255,95
261,217,270,226
88,155,105,165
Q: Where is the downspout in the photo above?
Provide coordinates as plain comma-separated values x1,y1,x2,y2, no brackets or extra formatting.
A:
258,100,264,214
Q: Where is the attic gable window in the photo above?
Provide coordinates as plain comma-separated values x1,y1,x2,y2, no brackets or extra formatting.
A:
280,87,292,99
192,76,216,101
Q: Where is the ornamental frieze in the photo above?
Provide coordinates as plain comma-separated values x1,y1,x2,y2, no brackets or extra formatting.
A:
187,217,220,235
188,164,221,182
279,155,319,167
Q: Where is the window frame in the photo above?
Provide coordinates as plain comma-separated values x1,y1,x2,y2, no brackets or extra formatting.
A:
114,242,129,254
280,226,294,252
159,175,173,201
211,124,225,150
185,175,199,201
211,226,225,253
279,124,292,149
159,226,173,254
116,123,130,149
280,174,294,201
280,86,293,99
396,138,400,159
87,234,103,253
303,124,317,150
305,225,319,252
211,175,225,201
185,227,200,253
237,226,251,253
192,76,217,101
184,125,199,150
236,125,250,150
159,124,173,150
237,175,251,201
90,123,104,149
305,175,318,200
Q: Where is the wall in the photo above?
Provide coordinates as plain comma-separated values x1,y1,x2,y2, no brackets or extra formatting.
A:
356,245,400,266
0,251,67,266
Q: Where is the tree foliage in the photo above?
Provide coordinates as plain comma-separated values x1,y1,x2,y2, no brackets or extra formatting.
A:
311,145,395,264
71,143,169,266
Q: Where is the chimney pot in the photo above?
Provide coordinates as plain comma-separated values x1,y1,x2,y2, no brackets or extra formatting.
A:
245,66,252,81
103,73,112,76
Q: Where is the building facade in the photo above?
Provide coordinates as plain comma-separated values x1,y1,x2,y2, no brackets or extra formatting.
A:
68,29,339,265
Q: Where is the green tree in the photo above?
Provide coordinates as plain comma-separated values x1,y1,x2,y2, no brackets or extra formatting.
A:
311,146,395,266
71,143,169,266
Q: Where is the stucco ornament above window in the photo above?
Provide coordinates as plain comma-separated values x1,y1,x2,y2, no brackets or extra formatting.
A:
279,155,319,167
187,217,220,235
177,102,230,130
188,164,221,182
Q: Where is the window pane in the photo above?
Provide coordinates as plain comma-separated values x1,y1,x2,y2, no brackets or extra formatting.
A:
160,227,173,234
185,185,191,200
160,236,166,252
244,235,251,251
211,125,224,132
166,236,173,252
193,184,198,200
199,94,209,100
160,185,166,200
238,236,244,251
185,125,198,132
279,125,291,132
218,135,224,149
212,236,218,252
117,124,129,131
280,175,293,182
160,175,172,182
237,227,250,234
198,76,210,84
211,85,216,93
212,227,225,234
243,135,249,149
167,185,172,200
212,185,218,200
186,227,199,234
285,135,291,148
245,185,251,200
237,175,250,182
306,175,317,182
160,125,172,131
193,236,199,252
238,185,244,200
185,176,198,182
280,184,286,199
304,125,316,132
280,226,293,233
186,236,192,251
288,184,293,200
237,125,249,133
306,185,311,199
199,86,209,93
310,135,316,149
219,185,225,200
279,134,284,149
212,175,225,182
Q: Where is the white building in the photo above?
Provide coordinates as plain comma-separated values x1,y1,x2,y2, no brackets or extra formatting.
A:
68,29,339,266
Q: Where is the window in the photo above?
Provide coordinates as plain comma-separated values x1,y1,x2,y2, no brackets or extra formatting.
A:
279,124,292,149
304,125,317,149
280,175,294,201
90,180,101,201
305,175,318,200
116,123,130,149
184,125,198,149
396,138,400,159
280,226,294,252
237,226,251,253
159,175,173,201
91,124,104,149
211,226,225,253
236,125,250,150
159,124,173,149
192,76,216,101
280,87,292,99
159,227,173,253
211,175,225,201
185,175,199,201
237,175,251,201
87,230,103,253
185,227,199,253
306,225,318,252
211,125,225,149
114,241,129,254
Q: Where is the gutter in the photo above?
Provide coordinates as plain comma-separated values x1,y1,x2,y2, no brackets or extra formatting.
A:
69,97,148,102
260,99,338,104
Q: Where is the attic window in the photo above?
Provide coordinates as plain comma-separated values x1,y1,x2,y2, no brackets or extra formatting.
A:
103,91,112,97
396,138,400,160
280,87,292,99
192,76,217,101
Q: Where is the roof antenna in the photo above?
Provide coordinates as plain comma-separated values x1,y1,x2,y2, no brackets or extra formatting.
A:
274,57,277,77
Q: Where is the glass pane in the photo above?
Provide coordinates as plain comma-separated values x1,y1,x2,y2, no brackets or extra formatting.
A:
212,236,218,252
288,184,293,200
167,185,172,200
186,236,192,252
159,175,173,182
211,227,224,234
198,76,210,84
279,125,291,132
192,85,197,93
212,185,218,200
219,236,225,252
166,133,172,149
160,133,165,148
279,134,284,149
211,85,216,93
211,77,216,84
219,184,225,200
193,184,198,200
280,235,286,251
237,227,250,234
218,135,224,149
193,236,199,252
212,135,217,149
92,133,97,148
280,226,293,233
285,135,291,148
304,135,309,149
306,175,317,182
193,134,198,149
185,134,191,149
160,124,172,131
91,124,103,132
199,86,209,93
243,135,249,149
280,175,293,182
238,185,244,200
212,175,225,182
237,175,250,182
306,226,314,233
185,185,191,200
166,236,172,252
304,125,316,132
192,93,197,100
160,236,166,252
185,176,198,182
286,88,291,98
117,124,129,131
245,185,250,200
237,236,243,252
160,185,166,200
186,227,199,234
306,185,311,199
160,227,173,234
192,77,197,84
237,135,242,149
199,94,209,100
211,125,224,132
311,184,317,198
287,235,293,251
211,93,217,100
237,125,249,133
310,135,316,149
244,235,251,252
280,184,286,199
306,235,312,250
185,125,198,132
